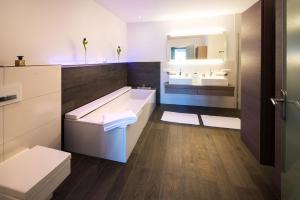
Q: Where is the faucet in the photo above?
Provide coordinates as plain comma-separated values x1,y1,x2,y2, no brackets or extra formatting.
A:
210,68,213,76
179,67,182,76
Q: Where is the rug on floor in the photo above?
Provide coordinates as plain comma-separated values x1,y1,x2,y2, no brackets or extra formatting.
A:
201,115,241,130
161,111,200,125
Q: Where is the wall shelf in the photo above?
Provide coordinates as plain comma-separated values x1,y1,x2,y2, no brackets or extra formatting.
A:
165,82,235,96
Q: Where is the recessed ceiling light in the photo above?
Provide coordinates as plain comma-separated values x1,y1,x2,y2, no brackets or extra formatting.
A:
138,16,142,20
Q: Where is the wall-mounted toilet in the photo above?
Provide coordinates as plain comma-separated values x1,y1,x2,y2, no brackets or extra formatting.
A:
0,146,71,200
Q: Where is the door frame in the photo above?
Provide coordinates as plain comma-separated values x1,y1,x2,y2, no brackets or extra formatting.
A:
274,0,286,193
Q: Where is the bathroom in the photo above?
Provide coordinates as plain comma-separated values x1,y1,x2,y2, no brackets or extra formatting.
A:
0,0,299,199
127,17,240,109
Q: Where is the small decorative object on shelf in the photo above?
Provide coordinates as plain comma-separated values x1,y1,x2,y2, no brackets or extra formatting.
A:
117,46,122,62
15,56,26,66
83,38,88,64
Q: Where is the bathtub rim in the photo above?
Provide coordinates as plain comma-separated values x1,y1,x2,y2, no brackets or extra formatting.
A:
65,86,132,120
65,88,156,126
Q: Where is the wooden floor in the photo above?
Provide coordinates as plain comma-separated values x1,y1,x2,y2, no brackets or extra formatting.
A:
52,105,278,200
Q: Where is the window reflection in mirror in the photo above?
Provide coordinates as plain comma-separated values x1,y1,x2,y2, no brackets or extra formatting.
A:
167,33,226,61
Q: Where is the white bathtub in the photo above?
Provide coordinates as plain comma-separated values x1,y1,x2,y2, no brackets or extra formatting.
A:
64,87,156,163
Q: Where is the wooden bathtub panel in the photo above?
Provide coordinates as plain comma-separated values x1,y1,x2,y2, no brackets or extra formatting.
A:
127,62,161,104
62,63,128,115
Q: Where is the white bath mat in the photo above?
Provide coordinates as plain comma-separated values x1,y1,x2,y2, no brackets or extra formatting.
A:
201,115,241,130
161,111,200,125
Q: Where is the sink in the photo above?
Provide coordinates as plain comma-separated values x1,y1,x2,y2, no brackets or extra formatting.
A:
169,74,229,86
169,74,193,85
200,76,229,86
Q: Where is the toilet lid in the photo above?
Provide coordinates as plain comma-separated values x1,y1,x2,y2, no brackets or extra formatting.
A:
0,146,71,199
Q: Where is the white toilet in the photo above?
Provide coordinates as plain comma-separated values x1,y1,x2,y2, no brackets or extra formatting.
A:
0,146,71,200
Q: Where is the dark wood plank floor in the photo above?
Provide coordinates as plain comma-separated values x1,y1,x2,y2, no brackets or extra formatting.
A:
52,105,279,200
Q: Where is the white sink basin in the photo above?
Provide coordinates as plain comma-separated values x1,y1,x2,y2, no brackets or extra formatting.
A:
200,76,229,86
169,74,193,85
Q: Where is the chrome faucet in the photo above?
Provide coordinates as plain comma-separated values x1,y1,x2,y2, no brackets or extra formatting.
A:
210,68,213,76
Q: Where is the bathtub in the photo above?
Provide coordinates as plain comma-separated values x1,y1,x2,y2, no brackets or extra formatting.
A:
64,87,156,163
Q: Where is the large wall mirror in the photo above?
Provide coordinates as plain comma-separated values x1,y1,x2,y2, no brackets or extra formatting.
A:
167,33,227,61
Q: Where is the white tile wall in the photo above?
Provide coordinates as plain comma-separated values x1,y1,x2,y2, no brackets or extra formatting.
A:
3,117,61,160
0,65,61,162
4,92,61,143
4,66,61,100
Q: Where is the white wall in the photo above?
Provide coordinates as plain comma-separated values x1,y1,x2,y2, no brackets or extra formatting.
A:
127,15,240,108
0,0,127,66
0,66,61,162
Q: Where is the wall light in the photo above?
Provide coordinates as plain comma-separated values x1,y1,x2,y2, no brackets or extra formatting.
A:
168,28,225,38
168,59,224,65
159,11,230,21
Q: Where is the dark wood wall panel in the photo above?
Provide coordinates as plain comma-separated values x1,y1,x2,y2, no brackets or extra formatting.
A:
62,62,161,114
127,62,161,104
261,0,275,165
62,63,127,114
241,1,262,161
241,0,275,165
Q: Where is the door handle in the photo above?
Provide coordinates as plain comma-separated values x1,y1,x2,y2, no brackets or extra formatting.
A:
288,100,300,109
270,89,300,120
270,89,287,120
295,101,300,109
270,89,287,106
270,97,286,120
270,98,285,106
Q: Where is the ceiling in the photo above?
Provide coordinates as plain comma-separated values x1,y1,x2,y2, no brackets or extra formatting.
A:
96,0,258,23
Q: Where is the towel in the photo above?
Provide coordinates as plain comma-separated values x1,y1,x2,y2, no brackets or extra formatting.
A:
102,111,137,132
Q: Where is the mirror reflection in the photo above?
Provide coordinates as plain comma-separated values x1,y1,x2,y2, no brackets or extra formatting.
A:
167,33,227,61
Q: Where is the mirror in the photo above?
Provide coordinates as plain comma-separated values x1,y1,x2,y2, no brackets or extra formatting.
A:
167,33,227,61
